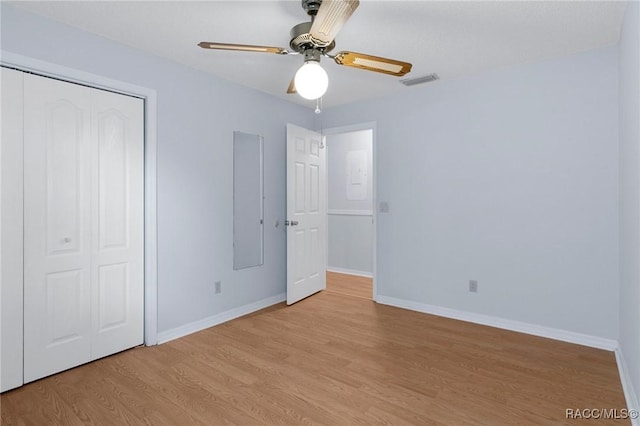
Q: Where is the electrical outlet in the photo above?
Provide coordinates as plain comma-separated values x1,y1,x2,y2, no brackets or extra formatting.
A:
214,281,222,294
469,280,478,293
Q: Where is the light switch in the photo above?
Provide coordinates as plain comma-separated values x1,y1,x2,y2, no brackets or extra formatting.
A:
379,201,389,213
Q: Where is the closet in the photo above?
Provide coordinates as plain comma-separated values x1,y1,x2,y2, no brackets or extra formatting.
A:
1,68,144,391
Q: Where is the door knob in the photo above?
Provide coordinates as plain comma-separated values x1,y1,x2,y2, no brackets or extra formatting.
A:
63,237,72,243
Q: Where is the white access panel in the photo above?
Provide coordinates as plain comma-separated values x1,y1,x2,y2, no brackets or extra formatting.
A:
1,67,25,392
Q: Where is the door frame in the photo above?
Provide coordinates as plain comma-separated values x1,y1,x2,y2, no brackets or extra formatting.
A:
1,51,159,345
321,122,377,301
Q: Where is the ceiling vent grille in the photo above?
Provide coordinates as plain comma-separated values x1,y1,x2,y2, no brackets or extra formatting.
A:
400,73,439,86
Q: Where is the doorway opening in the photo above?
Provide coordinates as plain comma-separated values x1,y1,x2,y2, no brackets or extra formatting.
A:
323,125,376,300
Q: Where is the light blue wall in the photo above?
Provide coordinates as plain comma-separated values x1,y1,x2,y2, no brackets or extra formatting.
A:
320,47,620,339
327,215,373,274
0,4,313,333
619,0,640,408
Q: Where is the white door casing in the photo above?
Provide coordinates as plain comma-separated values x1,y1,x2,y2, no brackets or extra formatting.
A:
322,122,378,301
22,74,143,383
286,124,326,305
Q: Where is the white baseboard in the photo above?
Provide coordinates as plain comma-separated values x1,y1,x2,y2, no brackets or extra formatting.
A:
157,293,285,344
376,296,618,351
326,267,373,278
615,347,640,425
327,209,373,216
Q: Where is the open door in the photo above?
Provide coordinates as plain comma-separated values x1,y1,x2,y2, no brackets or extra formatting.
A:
286,124,326,305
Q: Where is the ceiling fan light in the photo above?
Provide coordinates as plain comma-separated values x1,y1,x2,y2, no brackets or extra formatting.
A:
294,61,328,100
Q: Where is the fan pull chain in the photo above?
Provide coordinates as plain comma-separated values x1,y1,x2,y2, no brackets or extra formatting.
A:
317,97,325,148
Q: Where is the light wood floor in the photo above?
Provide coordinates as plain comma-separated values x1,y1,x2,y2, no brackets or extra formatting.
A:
325,271,372,299
1,291,628,425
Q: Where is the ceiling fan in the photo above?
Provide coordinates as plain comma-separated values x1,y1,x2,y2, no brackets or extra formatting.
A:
198,0,412,100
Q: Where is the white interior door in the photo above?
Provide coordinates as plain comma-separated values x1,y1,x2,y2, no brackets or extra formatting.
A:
286,123,326,305
23,74,143,383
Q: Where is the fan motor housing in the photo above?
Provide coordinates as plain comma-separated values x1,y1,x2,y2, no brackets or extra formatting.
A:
289,21,335,53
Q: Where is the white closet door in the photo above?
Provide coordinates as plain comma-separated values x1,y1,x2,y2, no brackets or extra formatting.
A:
90,89,144,360
1,68,25,392
24,74,93,382
23,74,144,383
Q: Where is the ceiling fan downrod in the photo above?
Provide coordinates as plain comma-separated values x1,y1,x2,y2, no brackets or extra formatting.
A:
301,0,323,17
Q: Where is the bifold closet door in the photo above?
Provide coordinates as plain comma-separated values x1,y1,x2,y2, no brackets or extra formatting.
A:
23,74,144,383
23,75,93,382
1,68,25,392
90,87,144,360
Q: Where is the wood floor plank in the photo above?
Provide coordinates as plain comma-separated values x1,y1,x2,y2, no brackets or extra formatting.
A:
325,271,372,299
1,290,629,425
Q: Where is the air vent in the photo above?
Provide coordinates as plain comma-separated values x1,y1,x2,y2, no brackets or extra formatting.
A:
400,73,439,86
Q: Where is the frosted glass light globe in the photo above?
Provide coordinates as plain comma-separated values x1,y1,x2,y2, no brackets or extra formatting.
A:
294,61,328,100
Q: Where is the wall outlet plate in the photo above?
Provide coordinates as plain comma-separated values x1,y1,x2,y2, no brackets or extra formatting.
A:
469,280,478,293
214,281,222,294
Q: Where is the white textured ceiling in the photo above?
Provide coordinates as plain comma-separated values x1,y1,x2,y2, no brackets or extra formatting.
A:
7,1,628,108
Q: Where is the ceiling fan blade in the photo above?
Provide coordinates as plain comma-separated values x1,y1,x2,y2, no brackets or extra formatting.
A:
287,76,297,94
309,0,359,48
198,42,289,55
333,51,412,77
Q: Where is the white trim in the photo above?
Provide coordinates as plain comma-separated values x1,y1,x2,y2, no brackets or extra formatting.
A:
376,295,618,351
157,293,286,344
326,267,373,278
615,347,640,425
1,50,159,346
1,52,148,99
143,93,158,346
0,68,3,393
322,122,378,301
328,209,373,216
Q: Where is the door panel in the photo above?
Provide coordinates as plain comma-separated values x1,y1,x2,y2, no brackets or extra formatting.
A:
293,229,306,284
309,163,319,212
286,124,326,305
309,227,320,278
46,102,85,256
45,269,86,345
24,74,93,383
295,161,305,213
91,89,144,360
97,263,128,330
98,110,128,250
